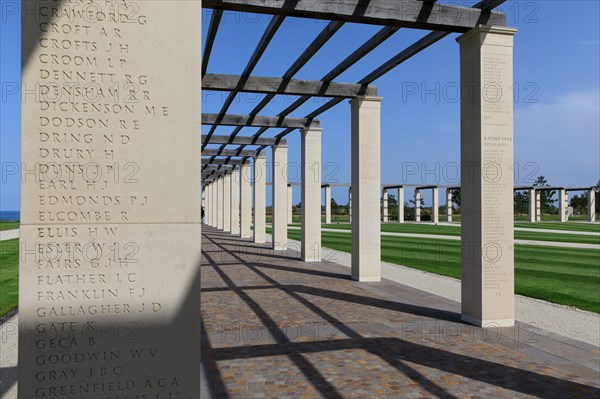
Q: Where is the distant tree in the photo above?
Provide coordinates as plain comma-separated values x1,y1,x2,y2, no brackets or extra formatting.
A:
570,194,587,214
514,191,529,216
331,197,339,210
450,188,461,209
380,194,398,208
533,176,556,215
408,197,425,207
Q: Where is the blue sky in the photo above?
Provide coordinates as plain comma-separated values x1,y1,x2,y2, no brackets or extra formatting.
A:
1,0,599,210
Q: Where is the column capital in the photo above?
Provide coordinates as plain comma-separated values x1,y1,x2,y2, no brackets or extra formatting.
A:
457,25,517,44
349,95,382,106
301,126,323,134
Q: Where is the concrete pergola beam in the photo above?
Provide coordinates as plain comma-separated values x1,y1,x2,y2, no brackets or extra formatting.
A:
202,135,286,146
202,113,320,129
202,158,250,165
203,149,258,157
203,164,236,171
203,0,506,33
203,74,377,98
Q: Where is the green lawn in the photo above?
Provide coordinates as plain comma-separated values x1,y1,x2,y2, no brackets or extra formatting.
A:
296,223,600,245
0,239,19,317
0,222,19,232
513,222,600,233
514,214,590,221
275,228,600,313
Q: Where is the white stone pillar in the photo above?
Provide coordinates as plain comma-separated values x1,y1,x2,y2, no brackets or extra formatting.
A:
432,187,439,224
559,189,568,223
589,189,596,222
397,187,404,223
231,167,241,235
446,189,453,223
458,26,517,328
528,189,536,223
348,187,352,223
254,153,266,243
240,162,253,238
272,144,288,250
206,184,211,226
217,176,224,230
382,189,389,222
350,96,382,282
212,180,218,227
288,184,293,224
223,172,232,233
301,128,322,261
325,185,332,224
414,190,421,222
536,190,542,222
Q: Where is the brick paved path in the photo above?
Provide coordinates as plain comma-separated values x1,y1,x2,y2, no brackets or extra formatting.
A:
201,227,600,399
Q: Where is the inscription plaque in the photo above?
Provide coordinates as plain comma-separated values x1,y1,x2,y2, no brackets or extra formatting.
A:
20,1,202,397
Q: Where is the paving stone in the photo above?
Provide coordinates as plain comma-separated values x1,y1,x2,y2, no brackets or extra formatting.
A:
201,228,600,398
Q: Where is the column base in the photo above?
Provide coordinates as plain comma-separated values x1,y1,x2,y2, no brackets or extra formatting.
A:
461,314,514,328
351,275,381,282
302,257,321,263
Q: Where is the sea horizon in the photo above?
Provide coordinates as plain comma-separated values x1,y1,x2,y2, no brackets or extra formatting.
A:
0,211,20,222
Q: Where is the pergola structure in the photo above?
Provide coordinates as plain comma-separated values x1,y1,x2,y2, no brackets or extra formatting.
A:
513,185,597,223
201,0,515,327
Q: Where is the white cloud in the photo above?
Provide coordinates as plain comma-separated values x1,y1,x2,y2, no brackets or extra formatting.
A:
515,89,600,186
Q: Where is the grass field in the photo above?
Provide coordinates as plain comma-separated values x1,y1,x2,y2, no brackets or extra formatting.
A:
513,222,600,233
0,239,19,317
272,228,600,313
293,223,600,245
0,222,19,232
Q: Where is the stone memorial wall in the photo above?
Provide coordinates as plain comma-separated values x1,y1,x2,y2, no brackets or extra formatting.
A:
20,1,202,397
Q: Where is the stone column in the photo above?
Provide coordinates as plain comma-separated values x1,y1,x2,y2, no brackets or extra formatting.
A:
589,189,596,222
348,187,352,223
254,153,267,243
217,176,224,230
458,26,517,327
382,189,389,222
272,144,288,250
414,190,421,222
528,188,536,223
325,185,332,224
446,189,453,223
432,187,439,224
223,172,232,233
240,162,253,238
288,184,293,224
536,190,542,222
231,167,241,235
206,184,211,226
350,96,382,281
559,189,568,223
19,1,202,396
397,187,404,223
212,179,218,227
301,127,322,261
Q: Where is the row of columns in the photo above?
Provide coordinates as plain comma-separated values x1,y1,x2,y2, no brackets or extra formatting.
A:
527,188,596,222
205,25,519,327
380,186,596,224
204,126,324,262
381,187,449,224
